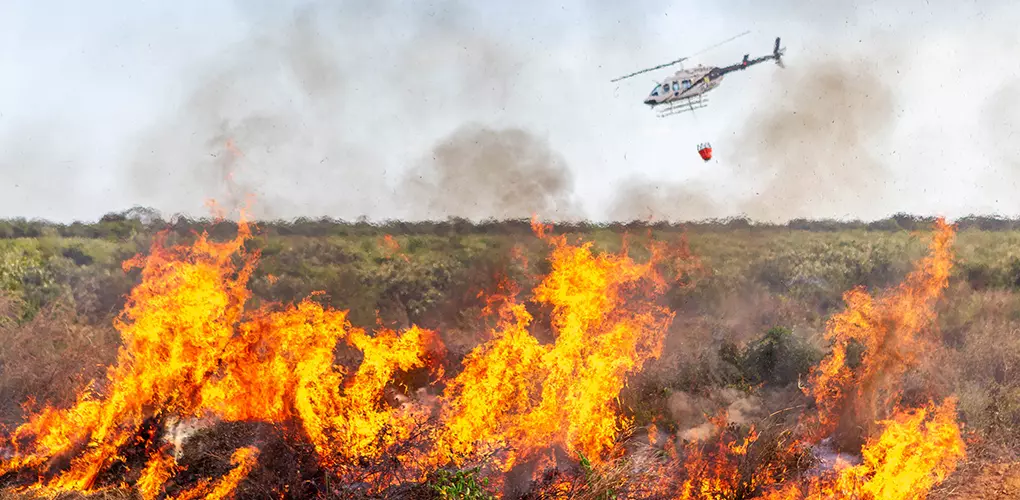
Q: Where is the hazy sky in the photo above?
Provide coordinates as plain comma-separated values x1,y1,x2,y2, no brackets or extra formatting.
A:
2,0,1019,223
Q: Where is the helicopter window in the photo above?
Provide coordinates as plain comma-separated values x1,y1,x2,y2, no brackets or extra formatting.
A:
672,81,680,92
681,79,692,89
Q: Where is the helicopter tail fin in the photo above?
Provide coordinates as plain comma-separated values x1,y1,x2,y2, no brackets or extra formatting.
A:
773,37,786,67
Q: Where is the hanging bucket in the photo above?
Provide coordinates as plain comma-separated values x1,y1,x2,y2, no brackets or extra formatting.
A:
697,143,713,161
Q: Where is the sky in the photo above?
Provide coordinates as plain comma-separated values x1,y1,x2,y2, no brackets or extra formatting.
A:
2,0,1019,223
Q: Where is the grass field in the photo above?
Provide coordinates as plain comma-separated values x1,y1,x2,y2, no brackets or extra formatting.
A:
0,211,1018,498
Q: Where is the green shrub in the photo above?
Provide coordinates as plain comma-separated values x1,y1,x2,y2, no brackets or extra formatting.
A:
429,466,495,499
724,327,822,388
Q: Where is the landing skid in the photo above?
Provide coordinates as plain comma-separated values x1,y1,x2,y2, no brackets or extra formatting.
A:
654,95,709,117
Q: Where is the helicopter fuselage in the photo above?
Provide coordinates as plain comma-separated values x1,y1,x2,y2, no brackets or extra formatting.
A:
643,66,722,106
641,39,784,109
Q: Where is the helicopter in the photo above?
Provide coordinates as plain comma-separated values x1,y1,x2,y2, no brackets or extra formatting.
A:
612,33,786,117
611,33,786,160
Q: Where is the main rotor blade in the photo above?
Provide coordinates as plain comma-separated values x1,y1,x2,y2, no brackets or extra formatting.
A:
688,30,752,59
610,30,751,83
610,56,689,82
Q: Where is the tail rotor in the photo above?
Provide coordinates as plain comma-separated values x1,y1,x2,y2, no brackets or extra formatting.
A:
773,37,786,68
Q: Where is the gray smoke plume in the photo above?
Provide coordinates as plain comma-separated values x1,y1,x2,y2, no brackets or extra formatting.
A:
123,3,543,222
609,178,720,223
609,57,896,223
126,9,382,221
980,80,1020,212
399,124,580,221
5,0,1020,222
731,58,896,221
0,121,86,221
668,389,762,442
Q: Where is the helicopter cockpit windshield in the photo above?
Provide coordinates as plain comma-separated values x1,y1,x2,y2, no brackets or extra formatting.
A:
649,84,662,96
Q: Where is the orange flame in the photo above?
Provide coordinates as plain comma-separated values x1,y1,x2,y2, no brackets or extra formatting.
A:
380,234,410,262
0,211,440,495
805,217,956,447
0,214,967,499
173,446,259,500
433,219,678,474
136,449,178,500
711,217,964,500
641,218,964,500
762,398,965,499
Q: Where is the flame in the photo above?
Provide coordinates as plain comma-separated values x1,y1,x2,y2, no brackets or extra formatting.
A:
214,138,254,214
0,211,440,495
173,446,259,500
0,213,968,499
674,418,762,499
380,234,410,262
828,398,964,499
639,218,965,500
433,218,678,473
0,214,257,492
686,217,964,500
762,398,965,499
224,138,244,159
805,217,956,446
136,448,179,500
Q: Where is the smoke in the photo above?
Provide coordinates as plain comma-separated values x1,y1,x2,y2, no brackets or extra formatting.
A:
609,58,896,223
606,1,1020,223
668,389,762,442
398,124,580,221
731,59,896,221
126,9,383,221
6,1,1020,222
122,2,555,222
609,178,721,223
980,79,1020,209
0,121,93,221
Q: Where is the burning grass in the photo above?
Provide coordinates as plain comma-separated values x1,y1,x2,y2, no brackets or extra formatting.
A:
0,215,989,498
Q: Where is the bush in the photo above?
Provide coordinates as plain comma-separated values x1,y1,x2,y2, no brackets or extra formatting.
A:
723,327,822,388
2,215,1020,497
429,466,496,499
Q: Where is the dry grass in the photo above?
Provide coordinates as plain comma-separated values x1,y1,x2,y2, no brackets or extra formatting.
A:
0,294,120,429
0,490,136,500
1,223,1019,498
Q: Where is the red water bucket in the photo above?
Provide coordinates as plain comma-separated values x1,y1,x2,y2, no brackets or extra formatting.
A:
697,143,712,161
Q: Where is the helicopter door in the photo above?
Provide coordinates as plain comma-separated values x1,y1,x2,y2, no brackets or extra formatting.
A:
671,81,680,95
